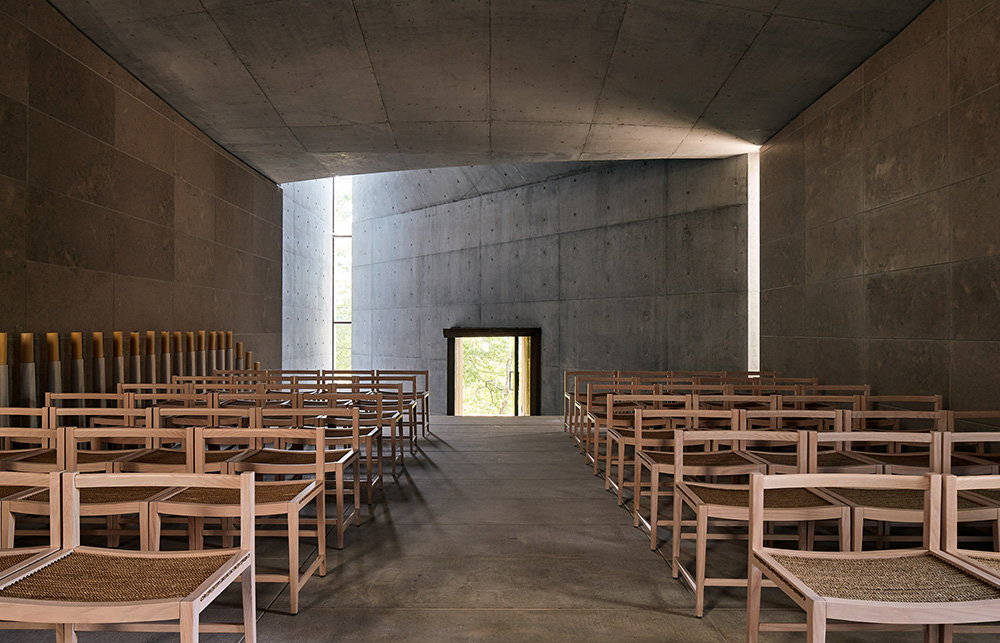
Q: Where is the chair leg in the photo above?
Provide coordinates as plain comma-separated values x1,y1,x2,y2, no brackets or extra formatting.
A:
746,558,762,643
649,471,660,550
318,492,327,576
180,602,198,643
695,509,708,618
337,471,346,549
56,623,78,643
851,509,864,552
353,459,361,521
242,563,257,643
672,489,683,577
1,506,13,548
632,458,644,528
806,602,827,643
616,441,628,506
287,504,299,615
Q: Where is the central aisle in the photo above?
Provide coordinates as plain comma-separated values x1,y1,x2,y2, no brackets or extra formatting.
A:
259,416,736,642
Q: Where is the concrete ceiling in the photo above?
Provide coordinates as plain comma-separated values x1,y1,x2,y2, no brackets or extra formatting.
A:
50,0,933,182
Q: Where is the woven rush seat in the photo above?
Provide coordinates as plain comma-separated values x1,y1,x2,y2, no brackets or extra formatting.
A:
816,451,872,467
12,450,58,464
241,448,351,465
686,483,833,508
969,555,1000,574
25,487,168,504
747,451,798,466
769,552,1000,603
129,449,238,465
861,452,932,465
643,450,752,466
0,450,35,458
0,485,33,499
0,552,35,570
0,551,233,602
607,428,672,439
836,487,981,510
971,488,1000,503
166,481,312,505
21,450,127,465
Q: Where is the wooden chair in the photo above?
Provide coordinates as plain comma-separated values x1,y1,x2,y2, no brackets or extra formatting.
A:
305,391,386,509
237,406,360,549
0,471,57,560
0,471,256,642
672,428,849,617
585,382,657,475
337,381,405,477
741,409,842,473
815,431,996,551
748,472,1000,643
563,370,617,433
570,374,629,452
0,409,58,471
378,369,430,437
152,424,325,615
4,426,184,549
631,408,742,550
942,473,1000,640
603,392,688,505
364,375,419,455
942,429,1000,476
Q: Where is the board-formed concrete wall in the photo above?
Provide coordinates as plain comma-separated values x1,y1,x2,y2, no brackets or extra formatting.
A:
759,0,1000,409
353,158,748,415
282,179,333,370
0,0,282,374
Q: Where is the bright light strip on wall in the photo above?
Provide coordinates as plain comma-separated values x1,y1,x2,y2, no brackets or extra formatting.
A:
747,150,761,372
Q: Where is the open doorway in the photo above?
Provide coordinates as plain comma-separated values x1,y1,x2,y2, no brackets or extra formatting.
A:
444,328,541,416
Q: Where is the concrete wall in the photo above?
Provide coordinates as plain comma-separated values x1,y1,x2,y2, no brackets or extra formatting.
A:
353,158,748,415
282,179,333,369
0,0,282,372
759,0,1000,408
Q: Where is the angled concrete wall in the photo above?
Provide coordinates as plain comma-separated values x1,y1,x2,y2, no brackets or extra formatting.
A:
759,0,1000,408
0,0,282,374
353,159,748,414
281,179,333,369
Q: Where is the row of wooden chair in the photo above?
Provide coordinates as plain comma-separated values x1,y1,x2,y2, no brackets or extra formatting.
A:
560,382,1000,622
0,405,363,613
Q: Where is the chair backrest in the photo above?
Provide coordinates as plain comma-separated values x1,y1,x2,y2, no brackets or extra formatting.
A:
942,431,1000,472
846,408,948,433
64,425,194,471
133,392,216,409
949,410,1000,434
813,430,943,472
0,407,51,432
800,383,871,396
775,394,862,412
692,394,776,411
259,406,360,452
0,470,60,547
65,471,254,550
45,392,131,408
751,472,940,551
743,408,842,432
943,474,1000,551
861,394,944,412
118,382,190,396
51,406,152,429
674,429,798,477
153,405,256,429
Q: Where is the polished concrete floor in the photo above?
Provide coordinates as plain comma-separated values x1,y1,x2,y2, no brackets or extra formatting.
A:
7,417,934,641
